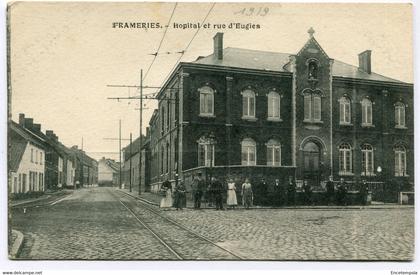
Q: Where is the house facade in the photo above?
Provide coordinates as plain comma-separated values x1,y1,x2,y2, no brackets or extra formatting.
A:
98,157,119,187
145,30,413,201
9,121,46,195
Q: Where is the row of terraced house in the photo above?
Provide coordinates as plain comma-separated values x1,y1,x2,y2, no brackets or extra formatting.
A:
9,113,98,198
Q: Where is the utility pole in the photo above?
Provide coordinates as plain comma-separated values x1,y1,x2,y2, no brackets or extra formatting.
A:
129,133,132,193
139,69,143,196
119,119,122,189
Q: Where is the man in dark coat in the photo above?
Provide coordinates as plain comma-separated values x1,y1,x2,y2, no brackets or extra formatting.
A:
287,177,296,206
325,176,335,205
273,179,284,207
359,179,369,205
336,178,348,206
254,178,268,206
211,176,224,210
192,173,205,209
302,180,312,205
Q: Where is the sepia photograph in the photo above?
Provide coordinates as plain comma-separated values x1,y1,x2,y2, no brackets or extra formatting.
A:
6,1,414,262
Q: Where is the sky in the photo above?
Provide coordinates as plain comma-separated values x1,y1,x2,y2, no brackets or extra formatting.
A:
9,2,413,161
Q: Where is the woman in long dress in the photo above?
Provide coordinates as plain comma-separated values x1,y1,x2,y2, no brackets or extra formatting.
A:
241,178,253,209
160,180,173,209
173,181,187,210
226,178,238,209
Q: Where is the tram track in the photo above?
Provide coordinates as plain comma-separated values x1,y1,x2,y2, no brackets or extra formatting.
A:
110,188,244,260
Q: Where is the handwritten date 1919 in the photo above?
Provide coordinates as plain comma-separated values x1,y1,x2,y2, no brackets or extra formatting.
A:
234,7,269,16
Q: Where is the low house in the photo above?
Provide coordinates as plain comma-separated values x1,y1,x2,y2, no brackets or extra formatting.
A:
9,120,46,196
98,157,119,187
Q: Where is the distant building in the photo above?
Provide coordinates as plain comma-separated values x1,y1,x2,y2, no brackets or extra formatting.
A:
9,120,46,195
143,30,413,202
71,146,98,187
98,157,119,187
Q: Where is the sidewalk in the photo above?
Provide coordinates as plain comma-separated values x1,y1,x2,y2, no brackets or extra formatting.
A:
9,229,24,259
11,189,73,207
117,188,413,210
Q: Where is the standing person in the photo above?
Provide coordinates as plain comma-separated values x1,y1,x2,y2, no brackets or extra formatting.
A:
325,175,335,205
192,173,204,209
212,177,224,210
359,179,369,205
173,181,187,210
273,179,282,207
226,177,238,209
254,178,268,206
206,177,214,207
302,180,312,205
160,180,173,209
287,177,296,206
336,178,348,206
241,178,253,209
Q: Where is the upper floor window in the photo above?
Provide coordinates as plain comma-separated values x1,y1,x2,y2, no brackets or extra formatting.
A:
266,139,281,167
40,152,43,165
31,148,34,163
394,145,407,176
361,98,373,126
241,138,256,166
339,143,352,175
242,89,256,119
395,102,406,128
339,97,351,124
161,107,165,134
199,86,214,116
267,91,281,120
361,144,374,176
304,93,321,122
197,136,215,167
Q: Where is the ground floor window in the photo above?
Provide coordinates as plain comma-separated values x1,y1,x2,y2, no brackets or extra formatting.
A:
241,138,256,166
339,143,352,174
266,139,281,166
394,145,407,176
361,144,374,176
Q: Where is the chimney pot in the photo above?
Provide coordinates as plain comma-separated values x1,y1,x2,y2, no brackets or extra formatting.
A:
358,50,372,74
24,118,34,129
33,123,41,133
213,32,224,60
19,114,25,126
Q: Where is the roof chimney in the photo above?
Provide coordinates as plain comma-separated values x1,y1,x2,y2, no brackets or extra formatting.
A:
19,113,25,126
33,123,41,133
24,118,34,129
213,32,224,60
358,50,372,74
46,130,54,138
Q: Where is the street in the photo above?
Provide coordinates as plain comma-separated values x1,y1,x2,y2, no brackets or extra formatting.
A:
11,187,414,260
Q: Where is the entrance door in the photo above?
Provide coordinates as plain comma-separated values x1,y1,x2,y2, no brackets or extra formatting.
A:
303,141,321,185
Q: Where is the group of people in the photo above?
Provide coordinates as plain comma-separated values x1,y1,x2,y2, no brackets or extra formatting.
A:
159,174,371,209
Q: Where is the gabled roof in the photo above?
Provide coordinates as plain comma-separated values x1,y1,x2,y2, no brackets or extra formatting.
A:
192,47,406,84
9,135,27,172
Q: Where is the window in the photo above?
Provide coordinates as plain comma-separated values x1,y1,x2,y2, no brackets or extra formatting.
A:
199,86,214,116
35,150,38,164
161,107,165,134
241,138,256,166
18,174,22,193
266,139,281,166
197,137,215,167
339,97,351,124
361,98,373,126
40,152,43,165
361,144,374,176
304,93,322,122
161,146,165,174
308,60,318,79
395,102,406,128
31,148,34,163
339,143,352,174
267,92,281,120
242,90,256,119
166,143,170,173
394,145,407,176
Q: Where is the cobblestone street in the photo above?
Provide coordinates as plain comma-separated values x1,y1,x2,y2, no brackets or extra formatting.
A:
11,187,414,260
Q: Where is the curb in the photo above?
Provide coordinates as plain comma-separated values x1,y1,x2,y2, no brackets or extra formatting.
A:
9,229,24,259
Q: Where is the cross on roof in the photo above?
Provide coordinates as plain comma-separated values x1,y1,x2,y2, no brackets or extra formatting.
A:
308,27,315,38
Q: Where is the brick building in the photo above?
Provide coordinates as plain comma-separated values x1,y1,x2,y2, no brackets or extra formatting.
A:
145,30,413,201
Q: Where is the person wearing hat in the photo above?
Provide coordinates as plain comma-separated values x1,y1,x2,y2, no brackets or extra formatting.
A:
226,177,238,209
192,173,205,209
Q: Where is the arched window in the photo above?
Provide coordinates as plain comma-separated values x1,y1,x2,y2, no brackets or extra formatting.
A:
304,92,322,122
339,97,351,124
266,139,281,166
267,92,281,120
361,144,374,176
199,86,214,116
241,138,256,166
166,142,170,173
161,145,165,174
395,102,406,128
197,136,215,167
339,143,352,174
242,90,256,118
361,98,373,126
394,145,407,176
